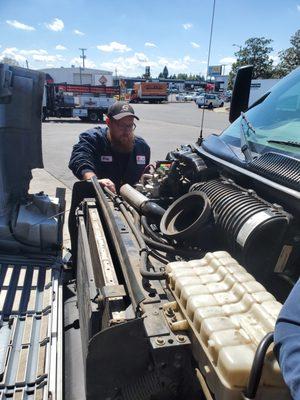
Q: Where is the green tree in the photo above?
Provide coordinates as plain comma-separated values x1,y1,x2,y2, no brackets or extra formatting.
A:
228,37,274,88
177,73,188,80
162,65,169,79
1,57,20,66
274,30,300,77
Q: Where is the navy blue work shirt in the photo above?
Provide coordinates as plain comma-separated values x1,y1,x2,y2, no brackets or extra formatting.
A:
274,279,300,399
69,126,150,191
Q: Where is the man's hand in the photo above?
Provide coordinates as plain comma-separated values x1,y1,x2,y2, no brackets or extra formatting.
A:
82,172,116,193
98,178,116,193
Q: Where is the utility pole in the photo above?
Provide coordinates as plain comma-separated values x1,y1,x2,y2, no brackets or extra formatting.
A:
26,60,29,69
79,48,87,69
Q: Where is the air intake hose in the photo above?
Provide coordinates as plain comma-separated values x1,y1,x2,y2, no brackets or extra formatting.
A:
190,179,291,275
120,184,165,222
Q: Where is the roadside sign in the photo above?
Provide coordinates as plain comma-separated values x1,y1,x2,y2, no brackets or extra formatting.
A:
208,65,222,77
98,75,108,85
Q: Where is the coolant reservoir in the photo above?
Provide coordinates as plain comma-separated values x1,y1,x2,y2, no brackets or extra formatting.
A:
166,251,290,400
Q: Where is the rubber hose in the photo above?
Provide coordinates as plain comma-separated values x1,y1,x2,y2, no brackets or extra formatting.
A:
129,207,203,259
140,216,168,244
244,332,274,399
116,200,166,280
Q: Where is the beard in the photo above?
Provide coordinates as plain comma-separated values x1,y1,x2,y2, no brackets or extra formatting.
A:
109,131,135,153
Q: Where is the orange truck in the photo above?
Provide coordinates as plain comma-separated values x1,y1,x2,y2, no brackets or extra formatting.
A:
130,82,168,103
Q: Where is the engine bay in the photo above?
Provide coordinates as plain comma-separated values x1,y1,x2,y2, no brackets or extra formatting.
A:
74,144,299,399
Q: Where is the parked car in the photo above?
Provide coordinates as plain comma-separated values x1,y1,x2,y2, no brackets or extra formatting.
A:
192,91,204,101
223,90,232,102
176,92,194,101
196,93,224,109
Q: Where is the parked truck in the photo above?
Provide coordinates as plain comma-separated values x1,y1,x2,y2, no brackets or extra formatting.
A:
130,82,168,103
1,61,300,400
43,83,120,122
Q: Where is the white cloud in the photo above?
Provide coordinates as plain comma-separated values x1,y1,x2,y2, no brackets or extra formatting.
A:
55,44,67,50
0,47,66,67
297,4,300,11
191,42,200,48
19,49,48,55
219,56,236,65
97,41,132,53
270,54,280,66
6,20,35,31
70,57,96,69
33,54,64,63
183,23,193,30
73,29,85,36
0,47,27,63
100,52,157,75
99,52,208,76
45,18,64,32
145,42,157,48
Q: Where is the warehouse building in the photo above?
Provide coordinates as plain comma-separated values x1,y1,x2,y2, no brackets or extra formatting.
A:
39,67,113,86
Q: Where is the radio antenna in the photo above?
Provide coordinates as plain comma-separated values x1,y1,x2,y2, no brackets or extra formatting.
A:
198,0,216,145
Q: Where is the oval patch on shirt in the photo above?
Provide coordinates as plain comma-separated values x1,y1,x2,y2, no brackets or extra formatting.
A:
101,155,113,162
136,155,146,165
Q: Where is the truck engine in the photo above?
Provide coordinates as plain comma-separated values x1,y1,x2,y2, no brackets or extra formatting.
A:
73,140,299,399
2,62,299,400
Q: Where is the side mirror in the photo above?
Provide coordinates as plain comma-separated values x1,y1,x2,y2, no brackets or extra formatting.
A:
229,65,253,123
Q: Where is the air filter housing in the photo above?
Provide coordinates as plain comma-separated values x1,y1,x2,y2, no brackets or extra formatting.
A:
190,179,291,277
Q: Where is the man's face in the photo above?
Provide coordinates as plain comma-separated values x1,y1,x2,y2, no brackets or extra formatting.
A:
108,115,135,153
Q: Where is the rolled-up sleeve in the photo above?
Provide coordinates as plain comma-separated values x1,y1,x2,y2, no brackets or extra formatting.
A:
69,130,98,180
274,279,300,399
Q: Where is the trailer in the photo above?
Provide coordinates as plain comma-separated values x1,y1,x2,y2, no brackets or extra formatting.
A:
43,83,120,122
130,82,168,103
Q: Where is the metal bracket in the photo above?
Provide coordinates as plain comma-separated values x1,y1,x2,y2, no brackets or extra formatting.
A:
102,285,126,299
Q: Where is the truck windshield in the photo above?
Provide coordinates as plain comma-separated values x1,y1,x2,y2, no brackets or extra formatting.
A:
220,67,300,160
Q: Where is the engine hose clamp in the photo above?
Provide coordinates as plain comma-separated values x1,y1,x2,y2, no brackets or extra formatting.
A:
139,247,149,255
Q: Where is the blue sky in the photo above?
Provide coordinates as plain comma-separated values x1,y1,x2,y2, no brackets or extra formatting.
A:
0,0,299,77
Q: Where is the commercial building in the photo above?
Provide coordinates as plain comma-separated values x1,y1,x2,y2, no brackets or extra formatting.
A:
39,67,113,86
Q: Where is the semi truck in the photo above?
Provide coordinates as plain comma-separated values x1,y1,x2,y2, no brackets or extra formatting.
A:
42,83,120,122
130,82,168,103
1,61,299,399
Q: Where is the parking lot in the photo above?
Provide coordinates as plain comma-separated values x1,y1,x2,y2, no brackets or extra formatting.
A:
42,101,230,189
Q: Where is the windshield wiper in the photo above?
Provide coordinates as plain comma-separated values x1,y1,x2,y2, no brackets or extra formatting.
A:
267,139,300,148
240,112,256,162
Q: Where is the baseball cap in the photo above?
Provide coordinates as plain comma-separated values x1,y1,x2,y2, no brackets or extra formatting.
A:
107,101,139,120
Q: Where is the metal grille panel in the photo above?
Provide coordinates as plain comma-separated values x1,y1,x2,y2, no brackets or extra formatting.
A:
0,263,60,400
250,152,300,190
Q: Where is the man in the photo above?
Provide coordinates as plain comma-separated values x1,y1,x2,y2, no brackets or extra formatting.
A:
69,101,150,192
274,281,300,399
68,101,150,262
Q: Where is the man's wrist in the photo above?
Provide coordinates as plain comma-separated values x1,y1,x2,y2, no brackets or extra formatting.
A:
82,170,96,180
